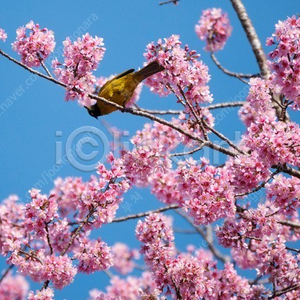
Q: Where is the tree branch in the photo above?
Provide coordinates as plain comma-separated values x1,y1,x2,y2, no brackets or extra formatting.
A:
112,204,179,223
206,101,245,110
0,264,14,285
229,0,270,79
0,48,239,159
159,0,179,5
210,52,258,83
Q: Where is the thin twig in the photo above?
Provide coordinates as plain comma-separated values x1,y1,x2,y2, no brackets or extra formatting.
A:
269,284,300,299
210,52,257,83
60,204,98,257
137,108,182,115
286,246,300,253
112,204,179,223
178,85,209,140
206,101,245,110
175,209,230,263
45,222,54,255
0,264,14,284
0,48,239,158
159,0,180,5
278,220,300,229
274,164,300,179
235,169,280,198
37,53,53,78
174,228,198,234
170,144,208,157
202,119,247,155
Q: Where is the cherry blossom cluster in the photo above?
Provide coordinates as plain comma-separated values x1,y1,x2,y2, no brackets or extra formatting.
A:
224,150,271,194
8,249,77,289
267,15,300,109
0,154,131,298
0,27,7,42
244,117,300,167
12,21,55,67
239,77,276,126
144,35,213,126
0,274,29,300
111,242,140,274
52,33,105,106
266,174,300,215
216,203,300,297
195,8,232,52
148,158,235,224
135,213,260,298
28,287,54,300
89,271,160,299
74,237,113,274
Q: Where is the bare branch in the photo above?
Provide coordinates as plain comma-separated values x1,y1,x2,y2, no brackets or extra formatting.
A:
269,284,300,299
202,119,247,155
206,101,245,110
0,49,239,158
159,0,179,5
0,264,14,285
278,220,300,229
210,52,258,83
112,204,179,223
170,144,208,157
229,0,270,79
274,164,300,179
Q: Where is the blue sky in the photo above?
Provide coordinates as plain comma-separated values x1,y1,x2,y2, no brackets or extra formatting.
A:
0,0,299,298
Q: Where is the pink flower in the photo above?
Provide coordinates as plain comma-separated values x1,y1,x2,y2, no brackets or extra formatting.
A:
28,287,54,300
195,8,232,52
52,33,105,106
143,35,213,127
111,242,140,274
0,28,7,42
42,255,77,289
12,21,55,67
74,237,113,274
267,15,300,109
0,274,29,300
225,150,271,194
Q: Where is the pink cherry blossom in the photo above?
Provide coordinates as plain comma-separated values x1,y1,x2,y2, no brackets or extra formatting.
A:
225,150,271,194
243,118,300,167
143,35,213,126
0,28,7,42
74,237,113,274
12,21,55,67
111,242,140,274
239,77,276,126
52,33,105,106
28,287,54,300
195,8,232,52
267,15,300,109
0,274,29,300
90,272,160,299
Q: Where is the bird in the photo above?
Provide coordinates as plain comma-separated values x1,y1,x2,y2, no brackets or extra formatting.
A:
85,61,164,118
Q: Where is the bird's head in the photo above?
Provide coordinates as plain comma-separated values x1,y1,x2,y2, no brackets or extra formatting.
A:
84,105,101,119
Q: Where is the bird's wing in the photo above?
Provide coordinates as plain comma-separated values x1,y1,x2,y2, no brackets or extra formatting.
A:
98,69,135,93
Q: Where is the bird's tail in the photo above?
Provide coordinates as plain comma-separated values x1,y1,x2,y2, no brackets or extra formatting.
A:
134,61,164,81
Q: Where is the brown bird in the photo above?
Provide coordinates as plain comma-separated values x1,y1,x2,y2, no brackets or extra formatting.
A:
85,61,164,118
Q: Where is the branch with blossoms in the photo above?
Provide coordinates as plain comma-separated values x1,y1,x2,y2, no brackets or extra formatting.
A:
1,2,300,299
